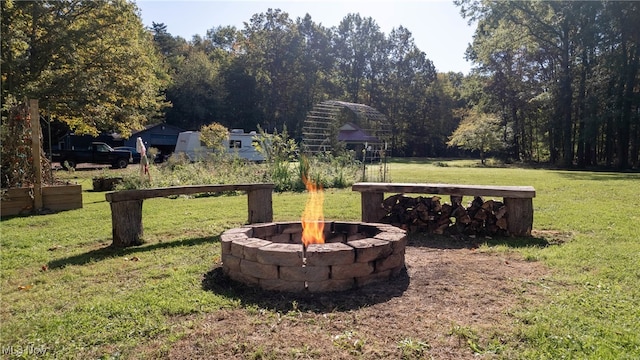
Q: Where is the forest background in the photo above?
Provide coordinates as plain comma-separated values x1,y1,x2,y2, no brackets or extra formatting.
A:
2,0,639,169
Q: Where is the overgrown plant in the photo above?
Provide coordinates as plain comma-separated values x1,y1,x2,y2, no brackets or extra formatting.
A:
1,99,54,188
199,122,229,152
115,154,267,190
255,126,299,191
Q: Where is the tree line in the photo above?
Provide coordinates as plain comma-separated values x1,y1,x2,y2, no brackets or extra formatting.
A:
458,0,639,169
2,0,638,168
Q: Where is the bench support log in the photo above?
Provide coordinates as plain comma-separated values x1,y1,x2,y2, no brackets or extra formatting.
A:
360,191,386,223
106,184,275,248
504,197,533,237
247,188,273,223
353,182,535,237
110,199,144,248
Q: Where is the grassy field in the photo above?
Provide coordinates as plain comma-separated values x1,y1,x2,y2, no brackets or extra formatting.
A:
1,159,639,359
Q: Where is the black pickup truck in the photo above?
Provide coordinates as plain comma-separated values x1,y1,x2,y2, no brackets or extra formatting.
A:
51,142,132,170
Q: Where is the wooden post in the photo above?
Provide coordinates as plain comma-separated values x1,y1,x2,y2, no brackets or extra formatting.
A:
110,200,144,247
360,191,385,223
450,195,463,206
504,197,533,237
29,99,43,211
247,188,273,223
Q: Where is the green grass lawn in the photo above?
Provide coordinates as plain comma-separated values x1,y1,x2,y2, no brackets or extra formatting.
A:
1,160,639,358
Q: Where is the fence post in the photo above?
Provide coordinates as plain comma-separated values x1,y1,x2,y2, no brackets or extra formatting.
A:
29,99,43,211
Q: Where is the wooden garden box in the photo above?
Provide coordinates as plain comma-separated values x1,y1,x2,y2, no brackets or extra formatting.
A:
1,184,83,217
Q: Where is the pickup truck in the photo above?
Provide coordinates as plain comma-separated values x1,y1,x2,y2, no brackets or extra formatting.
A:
51,142,132,170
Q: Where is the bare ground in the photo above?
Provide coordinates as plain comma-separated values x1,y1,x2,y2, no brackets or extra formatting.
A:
143,233,558,359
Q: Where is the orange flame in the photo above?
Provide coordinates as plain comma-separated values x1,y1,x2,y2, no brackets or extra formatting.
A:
301,173,325,247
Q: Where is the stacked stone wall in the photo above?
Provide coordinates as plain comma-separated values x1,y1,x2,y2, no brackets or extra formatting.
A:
220,222,406,293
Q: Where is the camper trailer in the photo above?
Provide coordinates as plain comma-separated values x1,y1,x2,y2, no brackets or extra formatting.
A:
173,129,264,162
227,129,265,162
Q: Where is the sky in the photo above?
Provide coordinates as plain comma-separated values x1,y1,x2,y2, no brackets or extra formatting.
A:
136,0,477,74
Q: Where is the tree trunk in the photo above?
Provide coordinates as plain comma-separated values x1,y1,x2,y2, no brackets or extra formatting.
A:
560,24,574,167
110,200,144,248
576,47,588,168
617,44,638,169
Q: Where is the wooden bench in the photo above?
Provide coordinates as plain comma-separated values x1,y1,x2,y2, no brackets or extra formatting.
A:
352,182,536,236
105,183,275,247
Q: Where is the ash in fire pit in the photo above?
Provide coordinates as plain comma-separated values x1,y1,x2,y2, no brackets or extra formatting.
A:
220,222,406,293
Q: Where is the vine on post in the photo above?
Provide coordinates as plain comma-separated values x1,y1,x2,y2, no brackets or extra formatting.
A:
1,99,53,189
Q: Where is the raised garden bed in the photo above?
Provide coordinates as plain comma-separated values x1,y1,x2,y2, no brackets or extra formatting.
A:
1,184,83,217
92,177,123,191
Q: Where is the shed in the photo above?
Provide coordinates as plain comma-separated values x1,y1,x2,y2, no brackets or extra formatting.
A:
124,123,184,156
302,100,391,154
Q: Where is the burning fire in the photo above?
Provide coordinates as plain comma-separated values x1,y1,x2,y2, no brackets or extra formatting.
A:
301,170,325,247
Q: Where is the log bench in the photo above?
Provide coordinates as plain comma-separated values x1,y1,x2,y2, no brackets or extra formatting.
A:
105,183,275,247
352,182,536,236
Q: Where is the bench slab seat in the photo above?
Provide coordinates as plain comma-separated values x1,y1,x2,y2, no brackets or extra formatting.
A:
105,183,274,247
352,182,535,236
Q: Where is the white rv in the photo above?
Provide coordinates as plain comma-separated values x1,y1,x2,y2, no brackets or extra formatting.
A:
173,129,264,162
227,129,265,162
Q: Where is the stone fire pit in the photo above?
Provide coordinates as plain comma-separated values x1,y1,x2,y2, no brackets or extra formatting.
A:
220,222,407,293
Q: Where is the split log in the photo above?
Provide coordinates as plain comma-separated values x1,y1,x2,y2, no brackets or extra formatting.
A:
379,194,511,237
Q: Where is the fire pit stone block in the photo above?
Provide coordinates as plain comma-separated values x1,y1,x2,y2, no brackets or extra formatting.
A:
325,233,346,243
305,243,354,266
256,243,304,267
220,232,249,254
356,269,392,288
333,222,361,234
348,238,393,263
230,237,255,258
251,223,278,238
375,252,405,273
374,232,408,253
240,259,279,280
278,222,303,234
331,262,374,279
242,238,273,261
221,254,241,273
306,278,355,293
280,265,330,282
268,232,293,243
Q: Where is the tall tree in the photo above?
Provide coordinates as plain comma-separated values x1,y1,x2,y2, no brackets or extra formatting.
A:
240,9,304,132
458,0,639,168
1,0,169,137
333,14,385,104
164,49,226,130
448,110,506,164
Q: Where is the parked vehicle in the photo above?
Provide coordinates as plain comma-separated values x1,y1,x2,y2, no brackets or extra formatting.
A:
227,129,265,162
51,142,132,170
173,129,265,162
113,146,141,164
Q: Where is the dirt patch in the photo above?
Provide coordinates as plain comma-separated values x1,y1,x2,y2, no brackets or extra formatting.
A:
151,236,551,359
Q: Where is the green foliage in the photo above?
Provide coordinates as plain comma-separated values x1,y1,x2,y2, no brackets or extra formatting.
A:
254,125,298,164
448,110,506,164
397,338,430,359
112,147,360,193
117,155,268,190
457,0,639,168
199,122,229,151
165,49,227,130
154,8,456,159
1,99,54,188
1,0,169,136
2,160,640,358
332,330,366,355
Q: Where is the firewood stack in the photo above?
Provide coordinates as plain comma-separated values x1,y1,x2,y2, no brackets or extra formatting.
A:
380,194,509,236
